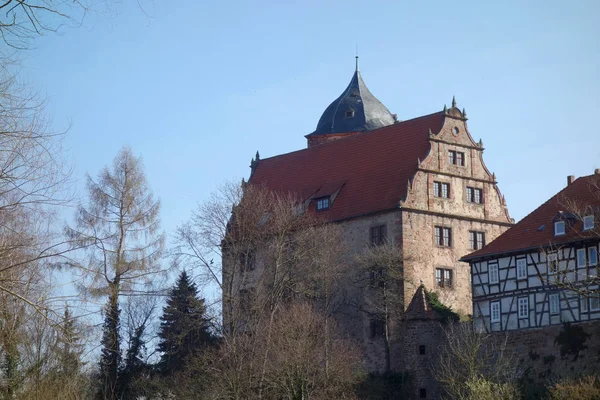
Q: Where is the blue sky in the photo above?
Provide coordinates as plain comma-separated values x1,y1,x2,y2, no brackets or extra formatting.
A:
22,0,600,244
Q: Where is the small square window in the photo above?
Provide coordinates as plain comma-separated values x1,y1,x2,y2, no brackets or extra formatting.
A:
448,150,465,166
489,263,499,284
419,345,426,355
316,196,330,211
490,301,500,323
434,226,452,247
588,246,598,266
435,268,453,288
518,297,529,319
577,248,587,268
516,258,527,280
370,317,385,338
549,293,560,315
554,221,565,236
583,215,594,231
345,110,355,118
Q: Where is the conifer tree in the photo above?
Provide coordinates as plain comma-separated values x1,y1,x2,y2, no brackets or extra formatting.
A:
157,271,214,375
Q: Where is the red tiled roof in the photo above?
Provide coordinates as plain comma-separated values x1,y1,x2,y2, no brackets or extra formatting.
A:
250,112,446,222
405,285,446,321
462,174,600,260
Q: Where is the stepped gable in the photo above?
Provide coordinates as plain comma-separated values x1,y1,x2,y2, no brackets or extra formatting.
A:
249,111,445,222
463,172,600,261
405,285,446,321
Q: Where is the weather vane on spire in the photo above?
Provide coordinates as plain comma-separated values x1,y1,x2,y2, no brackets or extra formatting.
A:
355,45,359,71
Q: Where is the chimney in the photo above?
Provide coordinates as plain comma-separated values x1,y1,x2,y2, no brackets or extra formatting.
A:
567,175,575,185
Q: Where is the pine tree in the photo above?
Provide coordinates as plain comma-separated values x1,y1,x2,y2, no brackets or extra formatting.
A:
156,271,214,375
98,296,121,400
58,306,84,376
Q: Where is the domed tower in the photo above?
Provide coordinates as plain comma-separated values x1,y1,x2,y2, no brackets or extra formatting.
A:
306,57,396,148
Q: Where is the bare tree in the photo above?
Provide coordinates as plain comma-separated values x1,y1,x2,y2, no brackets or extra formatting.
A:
353,242,405,373
433,322,519,400
65,146,165,400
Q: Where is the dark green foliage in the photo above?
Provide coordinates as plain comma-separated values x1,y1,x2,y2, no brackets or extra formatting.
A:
424,289,460,323
156,271,215,375
58,306,84,376
97,294,121,400
118,324,150,400
355,372,410,399
554,322,590,361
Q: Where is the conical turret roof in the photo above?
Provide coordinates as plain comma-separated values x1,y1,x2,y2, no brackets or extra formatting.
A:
309,59,395,136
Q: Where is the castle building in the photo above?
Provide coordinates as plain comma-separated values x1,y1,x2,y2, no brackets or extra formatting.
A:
462,172,600,333
232,60,514,372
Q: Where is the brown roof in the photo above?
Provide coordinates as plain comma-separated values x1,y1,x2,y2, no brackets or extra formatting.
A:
462,173,600,261
404,285,446,321
250,112,446,221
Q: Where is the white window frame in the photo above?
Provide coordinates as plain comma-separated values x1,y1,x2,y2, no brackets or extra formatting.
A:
581,295,589,313
516,258,527,280
549,293,560,315
490,301,500,323
591,296,600,311
577,248,587,268
547,252,558,274
554,221,565,236
588,246,598,266
489,263,499,284
316,196,330,211
518,297,529,319
583,215,594,231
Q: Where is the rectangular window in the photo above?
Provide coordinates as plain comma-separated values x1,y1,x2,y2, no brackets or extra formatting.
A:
518,297,529,319
448,150,465,166
370,225,387,246
516,258,527,280
547,253,558,274
316,196,330,211
590,296,600,311
369,268,385,288
549,293,560,315
554,221,565,236
435,268,453,288
581,295,589,313
433,181,450,198
469,231,486,250
490,301,500,323
370,317,386,338
588,246,598,266
577,248,587,268
434,226,452,247
466,187,483,204
583,215,594,231
489,263,499,284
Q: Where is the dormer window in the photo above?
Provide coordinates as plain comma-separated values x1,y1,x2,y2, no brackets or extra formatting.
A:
345,110,355,118
554,221,565,236
316,196,330,211
583,215,594,231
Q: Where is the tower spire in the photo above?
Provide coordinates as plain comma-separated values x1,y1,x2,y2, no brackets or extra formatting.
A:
355,45,359,71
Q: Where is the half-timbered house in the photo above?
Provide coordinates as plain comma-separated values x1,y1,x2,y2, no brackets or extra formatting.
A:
462,171,600,332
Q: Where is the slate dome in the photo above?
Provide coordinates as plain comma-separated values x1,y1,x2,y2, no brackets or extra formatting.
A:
309,59,396,136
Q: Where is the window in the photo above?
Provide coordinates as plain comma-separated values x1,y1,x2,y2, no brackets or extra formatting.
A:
489,263,499,284
448,150,465,166
433,181,450,198
516,258,527,280
490,301,500,323
419,345,426,355
549,293,560,315
435,268,453,288
466,187,483,204
239,250,255,272
588,246,598,266
419,388,427,399
591,296,600,311
345,109,355,118
518,297,529,319
370,317,385,338
547,253,558,274
469,231,486,250
577,248,587,268
370,225,387,246
581,295,589,313
554,221,565,236
316,196,330,211
434,226,452,247
369,268,385,288
583,215,594,231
